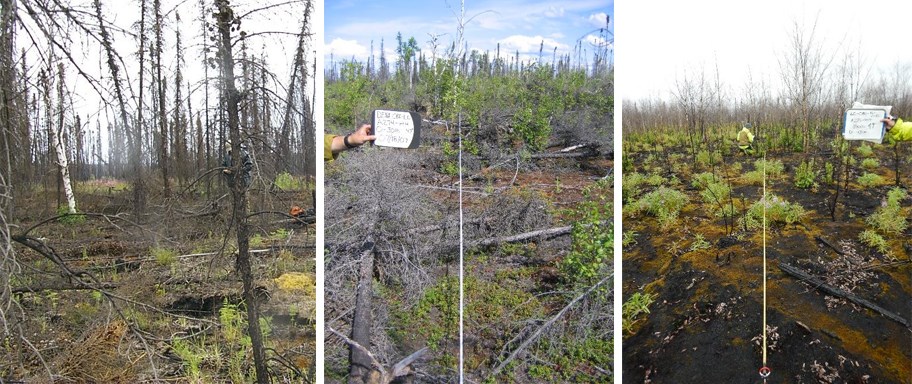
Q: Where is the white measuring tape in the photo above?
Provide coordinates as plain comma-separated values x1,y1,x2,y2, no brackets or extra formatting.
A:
760,150,770,381
457,113,465,384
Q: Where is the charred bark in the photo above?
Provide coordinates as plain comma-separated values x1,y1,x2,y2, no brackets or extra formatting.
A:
214,1,269,382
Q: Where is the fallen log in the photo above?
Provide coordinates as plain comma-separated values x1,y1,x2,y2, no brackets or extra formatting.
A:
329,326,428,384
530,149,600,160
350,238,376,384
814,236,845,255
12,282,119,294
778,262,910,329
471,225,573,249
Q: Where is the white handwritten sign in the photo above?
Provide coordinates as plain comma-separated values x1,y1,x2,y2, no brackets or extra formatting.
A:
843,108,887,144
372,109,421,148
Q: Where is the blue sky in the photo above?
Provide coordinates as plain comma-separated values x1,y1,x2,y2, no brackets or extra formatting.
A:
325,0,613,68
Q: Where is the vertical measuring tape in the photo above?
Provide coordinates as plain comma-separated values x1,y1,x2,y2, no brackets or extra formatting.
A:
760,150,770,382
458,114,465,384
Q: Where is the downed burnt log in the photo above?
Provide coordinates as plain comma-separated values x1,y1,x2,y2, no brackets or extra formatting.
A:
341,236,428,383
814,235,845,255
530,146,602,160
330,326,428,384
778,262,910,329
350,238,376,383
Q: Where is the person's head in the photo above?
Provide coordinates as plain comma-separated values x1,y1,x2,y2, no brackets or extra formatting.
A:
743,122,752,129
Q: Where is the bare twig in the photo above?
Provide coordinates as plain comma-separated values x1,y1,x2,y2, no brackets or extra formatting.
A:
489,273,612,378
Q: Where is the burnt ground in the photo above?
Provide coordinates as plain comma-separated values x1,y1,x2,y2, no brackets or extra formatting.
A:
623,144,911,384
4,181,316,382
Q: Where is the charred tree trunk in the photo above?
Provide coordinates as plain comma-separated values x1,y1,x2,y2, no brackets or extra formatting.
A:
0,0,18,209
349,238,377,384
134,0,149,217
173,14,187,187
154,0,170,197
214,2,269,382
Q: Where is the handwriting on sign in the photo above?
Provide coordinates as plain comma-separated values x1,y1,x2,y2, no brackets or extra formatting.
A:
374,110,416,148
843,109,885,143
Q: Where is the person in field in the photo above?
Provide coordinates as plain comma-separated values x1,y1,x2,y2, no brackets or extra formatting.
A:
882,115,912,142
737,123,755,155
324,124,376,161
223,141,253,188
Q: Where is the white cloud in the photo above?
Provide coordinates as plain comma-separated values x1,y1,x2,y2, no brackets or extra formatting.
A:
588,12,609,28
584,34,612,48
325,38,369,60
498,35,569,54
543,6,565,18
589,12,608,28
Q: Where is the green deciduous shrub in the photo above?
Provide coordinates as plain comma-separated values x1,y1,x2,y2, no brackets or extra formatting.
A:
861,158,880,169
857,172,885,187
561,180,612,286
741,194,805,228
866,187,908,235
695,150,721,168
622,172,647,203
274,172,308,191
325,61,370,128
628,187,688,229
743,159,784,184
623,291,654,334
858,230,889,254
690,172,718,189
794,159,817,189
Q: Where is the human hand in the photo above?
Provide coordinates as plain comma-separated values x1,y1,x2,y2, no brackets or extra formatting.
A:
882,116,897,130
346,124,376,147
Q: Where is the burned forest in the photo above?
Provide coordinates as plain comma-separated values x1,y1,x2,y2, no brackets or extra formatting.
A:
0,0,317,382
622,20,912,383
323,19,614,383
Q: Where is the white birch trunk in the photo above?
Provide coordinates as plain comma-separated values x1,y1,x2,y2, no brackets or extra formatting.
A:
49,121,76,214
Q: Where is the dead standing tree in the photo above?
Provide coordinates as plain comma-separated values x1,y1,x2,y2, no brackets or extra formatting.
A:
779,17,836,152
213,1,268,382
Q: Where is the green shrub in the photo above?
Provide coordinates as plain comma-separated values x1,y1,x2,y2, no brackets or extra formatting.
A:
57,205,86,225
857,172,885,187
887,187,908,206
622,172,647,203
858,230,889,254
690,172,718,189
561,180,612,286
171,339,205,381
823,162,835,184
689,233,711,251
861,158,880,169
743,159,784,185
645,173,666,186
623,291,654,334
152,247,176,266
274,172,306,191
856,143,874,157
699,181,731,206
696,150,721,167
325,61,370,127
629,187,688,229
866,187,908,234
741,194,805,228
794,159,817,189
622,230,638,247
